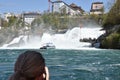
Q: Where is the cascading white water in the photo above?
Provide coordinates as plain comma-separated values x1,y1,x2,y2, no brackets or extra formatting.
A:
39,27,105,49
1,27,105,49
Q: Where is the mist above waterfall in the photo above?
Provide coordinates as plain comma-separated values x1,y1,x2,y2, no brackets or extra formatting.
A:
1,27,104,49
0,16,105,49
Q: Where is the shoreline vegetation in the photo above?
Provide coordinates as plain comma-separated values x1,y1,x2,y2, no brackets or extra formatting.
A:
83,0,120,49
0,1,120,49
99,0,120,49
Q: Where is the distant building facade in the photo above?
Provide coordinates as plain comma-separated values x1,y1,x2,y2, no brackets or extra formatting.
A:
52,1,84,15
90,2,104,15
52,1,64,13
22,12,41,25
69,3,84,15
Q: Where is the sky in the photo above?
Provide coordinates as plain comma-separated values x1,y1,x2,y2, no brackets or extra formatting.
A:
0,0,108,14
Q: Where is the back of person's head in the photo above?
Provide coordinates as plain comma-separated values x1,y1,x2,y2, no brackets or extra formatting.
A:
9,50,45,80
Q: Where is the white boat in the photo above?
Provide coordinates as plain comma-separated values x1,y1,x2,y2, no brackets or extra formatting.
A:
40,43,55,49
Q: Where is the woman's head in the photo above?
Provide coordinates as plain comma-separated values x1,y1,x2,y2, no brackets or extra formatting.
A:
9,51,46,80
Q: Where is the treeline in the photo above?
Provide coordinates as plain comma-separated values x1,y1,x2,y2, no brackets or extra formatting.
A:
31,13,69,32
31,13,82,32
100,0,120,49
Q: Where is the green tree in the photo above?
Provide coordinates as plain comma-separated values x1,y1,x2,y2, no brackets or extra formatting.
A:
102,0,120,27
7,16,17,27
102,33,120,49
41,13,69,31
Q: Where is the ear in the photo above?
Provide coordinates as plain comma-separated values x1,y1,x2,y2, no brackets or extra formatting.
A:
35,67,49,80
45,67,49,80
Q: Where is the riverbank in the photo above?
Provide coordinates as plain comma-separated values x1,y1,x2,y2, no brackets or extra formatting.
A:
91,25,120,49
79,25,120,50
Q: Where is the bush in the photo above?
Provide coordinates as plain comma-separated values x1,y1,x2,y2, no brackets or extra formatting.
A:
101,33,120,49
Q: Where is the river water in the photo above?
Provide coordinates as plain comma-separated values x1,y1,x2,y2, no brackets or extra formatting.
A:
0,49,120,80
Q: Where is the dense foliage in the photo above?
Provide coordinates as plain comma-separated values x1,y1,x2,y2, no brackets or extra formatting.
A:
102,0,120,27
100,0,120,49
31,13,82,32
101,31,120,49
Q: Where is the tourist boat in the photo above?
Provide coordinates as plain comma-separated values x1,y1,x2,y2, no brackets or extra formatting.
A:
40,43,55,49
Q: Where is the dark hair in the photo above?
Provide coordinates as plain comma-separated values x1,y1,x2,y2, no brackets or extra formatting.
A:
9,51,45,80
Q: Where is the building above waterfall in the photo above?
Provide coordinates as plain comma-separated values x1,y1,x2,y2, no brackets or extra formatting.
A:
22,12,41,25
90,2,104,15
51,0,84,15
70,3,84,14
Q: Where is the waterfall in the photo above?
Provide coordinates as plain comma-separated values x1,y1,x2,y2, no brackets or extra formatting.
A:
1,27,105,49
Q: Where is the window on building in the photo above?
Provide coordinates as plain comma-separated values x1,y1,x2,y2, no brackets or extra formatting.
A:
95,6,98,9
